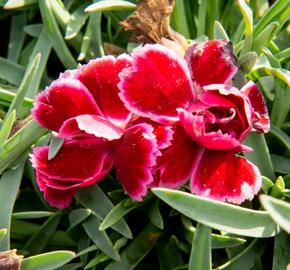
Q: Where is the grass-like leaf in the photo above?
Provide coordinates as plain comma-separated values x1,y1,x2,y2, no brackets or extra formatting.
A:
260,195,290,234
105,223,162,270
99,198,139,231
152,188,279,238
76,185,132,239
12,211,54,219
0,228,7,242
21,251,75,270
23,213,61,255
0,157,26,251
68,209,91,231
82,215,120,261
39,0,77,69
48,135,64,160
0,110,16,147
7,54,40,116
189,223,212,270
215,239,266,270
85,0,136,12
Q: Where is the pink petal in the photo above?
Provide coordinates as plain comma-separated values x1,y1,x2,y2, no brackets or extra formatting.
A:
31,140,113,182
240,81,270,133
178,85,252,150
59,115,123,140
36,172,76,209
76,54,132,128
153,127,201,188
190,149,262,204
119,44,195,124
185,40,238,86
32,78,100,132
113,123,159,200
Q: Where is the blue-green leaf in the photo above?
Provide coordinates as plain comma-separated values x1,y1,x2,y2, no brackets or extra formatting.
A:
260,195,290,234
85,0,136,12
152,188,279,237
21,251,75,270
189,223,212,270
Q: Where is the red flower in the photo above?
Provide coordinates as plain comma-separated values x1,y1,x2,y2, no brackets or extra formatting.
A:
31,55,160,208
119,41,269,204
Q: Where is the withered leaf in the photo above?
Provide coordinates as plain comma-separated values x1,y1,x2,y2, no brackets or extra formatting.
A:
0,250,23,270
120,0,174,43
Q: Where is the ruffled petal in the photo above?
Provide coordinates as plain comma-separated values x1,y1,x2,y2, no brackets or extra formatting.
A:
153,127,201,188
240,81,270,133
119,44,195,124
36,172,76,209
59,115,123,140
185,40,238,86
114,123,159,200
31,140,113,182
32,78,100,132
76,54,132,128
178,85,252,150
190,149,261,204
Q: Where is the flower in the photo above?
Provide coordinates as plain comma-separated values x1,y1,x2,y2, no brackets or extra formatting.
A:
31,55,161,208
118,41,269,204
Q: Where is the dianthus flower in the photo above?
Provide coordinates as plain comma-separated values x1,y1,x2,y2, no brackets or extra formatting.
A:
118,40,269,204
31,55,167,208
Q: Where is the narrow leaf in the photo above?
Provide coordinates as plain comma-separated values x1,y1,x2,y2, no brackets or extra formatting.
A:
39,0,77,69
7,54,41,116
243,133,275,179
105,223,162,270
272,231,290,270
76,185,132,239
0,57,25,86
23,213,61,255
4,0,37,9
214,20,229,41
82,215,120,261
85,0,136,12
181,216,246,249
254,0,289,35
99,199,138,231
148,199,164,229
48,135,64,160
270,125,290,151
68,209,91,230
21,251,75,270
216,239,266,270
12,211,54,219
260,195,290,234
0,229,7,242
189,223,212,270
271,154,290,174
247,67,290,87
0,110,16,147
65,2,89,40
152,188,279,237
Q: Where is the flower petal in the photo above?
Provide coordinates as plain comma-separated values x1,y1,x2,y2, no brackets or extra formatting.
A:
59,115,123,140
114,123,159,200
36,172,76,209
240,81,270,133
31,140,113,182
178,85,252,150
119,44,195,124
185,40,238,86
153,127,201,188
190,149,262,204
32,78,100,132
76,54,132,128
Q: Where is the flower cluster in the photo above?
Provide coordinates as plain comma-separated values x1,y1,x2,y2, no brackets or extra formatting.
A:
31,40,269,208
